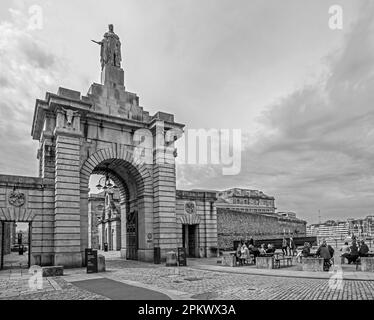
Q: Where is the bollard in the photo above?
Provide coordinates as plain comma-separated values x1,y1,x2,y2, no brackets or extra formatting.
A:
166,251,178,267
98,254,106,272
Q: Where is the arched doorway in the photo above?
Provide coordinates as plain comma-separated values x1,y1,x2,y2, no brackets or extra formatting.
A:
0,208,36,270
80,148,154,264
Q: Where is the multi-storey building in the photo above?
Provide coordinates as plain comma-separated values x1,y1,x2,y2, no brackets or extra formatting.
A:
307,216,374,240
216,188,276,214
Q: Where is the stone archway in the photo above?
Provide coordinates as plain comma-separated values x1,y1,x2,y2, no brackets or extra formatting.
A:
30,28,185,267
79,147,154,263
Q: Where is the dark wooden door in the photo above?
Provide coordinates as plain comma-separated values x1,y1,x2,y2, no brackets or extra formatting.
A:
126,211,138,260
188,225,197,258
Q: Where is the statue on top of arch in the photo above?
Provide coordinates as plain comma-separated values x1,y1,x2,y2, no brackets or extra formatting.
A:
92,24,122,70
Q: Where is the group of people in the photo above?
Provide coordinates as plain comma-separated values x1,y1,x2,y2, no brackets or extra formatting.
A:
281,237,297,256
234,236,371,270
235,240,277,266
340,239,369,264
300,238,370,271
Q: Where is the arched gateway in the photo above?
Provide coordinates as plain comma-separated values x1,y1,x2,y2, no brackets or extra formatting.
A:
0,25,218,268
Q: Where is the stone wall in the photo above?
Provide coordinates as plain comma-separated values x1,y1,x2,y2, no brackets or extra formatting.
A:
0,175,55,266
217,208,307,250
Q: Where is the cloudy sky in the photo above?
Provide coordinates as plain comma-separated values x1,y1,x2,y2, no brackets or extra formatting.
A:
0,0,373,224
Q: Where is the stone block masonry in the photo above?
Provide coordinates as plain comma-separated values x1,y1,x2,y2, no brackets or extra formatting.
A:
54,135,82,267
217,208,307,250
0,175,55,267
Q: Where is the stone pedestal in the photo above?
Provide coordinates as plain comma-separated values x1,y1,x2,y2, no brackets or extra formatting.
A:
98,255,106,272
101,65,124,87
166,251,177,267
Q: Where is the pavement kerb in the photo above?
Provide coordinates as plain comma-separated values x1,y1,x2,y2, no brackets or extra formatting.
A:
189,264,374,281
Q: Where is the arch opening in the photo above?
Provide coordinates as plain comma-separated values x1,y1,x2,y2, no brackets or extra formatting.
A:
82,156,151,262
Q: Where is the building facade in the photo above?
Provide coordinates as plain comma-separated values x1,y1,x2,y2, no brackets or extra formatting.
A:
307,216,374,240
217,208,307,250
214,188,306,250
216,188,276,214
88,190,121,251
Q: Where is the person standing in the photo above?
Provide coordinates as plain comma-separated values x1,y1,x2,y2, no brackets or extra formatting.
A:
289,237,296,256
236,243,242,266
241,243,249,265
282,237,288,256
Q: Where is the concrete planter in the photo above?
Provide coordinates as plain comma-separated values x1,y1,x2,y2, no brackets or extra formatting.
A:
301,257,324,272
256,256,274,269
360,257,374,272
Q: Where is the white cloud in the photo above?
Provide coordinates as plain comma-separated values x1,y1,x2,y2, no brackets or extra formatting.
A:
0,8,66,176
177,1,374,224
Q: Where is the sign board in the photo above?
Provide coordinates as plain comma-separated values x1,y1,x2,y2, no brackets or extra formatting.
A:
85,248,98,274
178,247,187,267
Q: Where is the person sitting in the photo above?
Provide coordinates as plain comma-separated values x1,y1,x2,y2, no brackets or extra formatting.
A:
340,242,350,263
289,237,297,256
259,244,267,256
359,240,369,258
266,244,275,254
296,242,310,263
316,240,333,271
347,241,359,264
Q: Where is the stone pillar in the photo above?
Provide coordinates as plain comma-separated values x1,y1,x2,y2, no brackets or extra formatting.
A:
80,186,89,258
54,133,82,267
152,120,178,260
137,194,154,262
120,202,127,258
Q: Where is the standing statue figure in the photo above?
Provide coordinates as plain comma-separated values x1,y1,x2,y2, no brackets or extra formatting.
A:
92,24,122,70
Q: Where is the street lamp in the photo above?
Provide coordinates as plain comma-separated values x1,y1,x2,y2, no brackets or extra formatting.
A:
95,173,118,192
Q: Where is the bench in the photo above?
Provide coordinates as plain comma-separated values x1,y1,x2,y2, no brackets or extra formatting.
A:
42,266,64,277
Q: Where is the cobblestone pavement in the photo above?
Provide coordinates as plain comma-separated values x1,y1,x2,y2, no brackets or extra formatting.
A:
1,259,374,300
101,260,374,300
0,269,108,300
